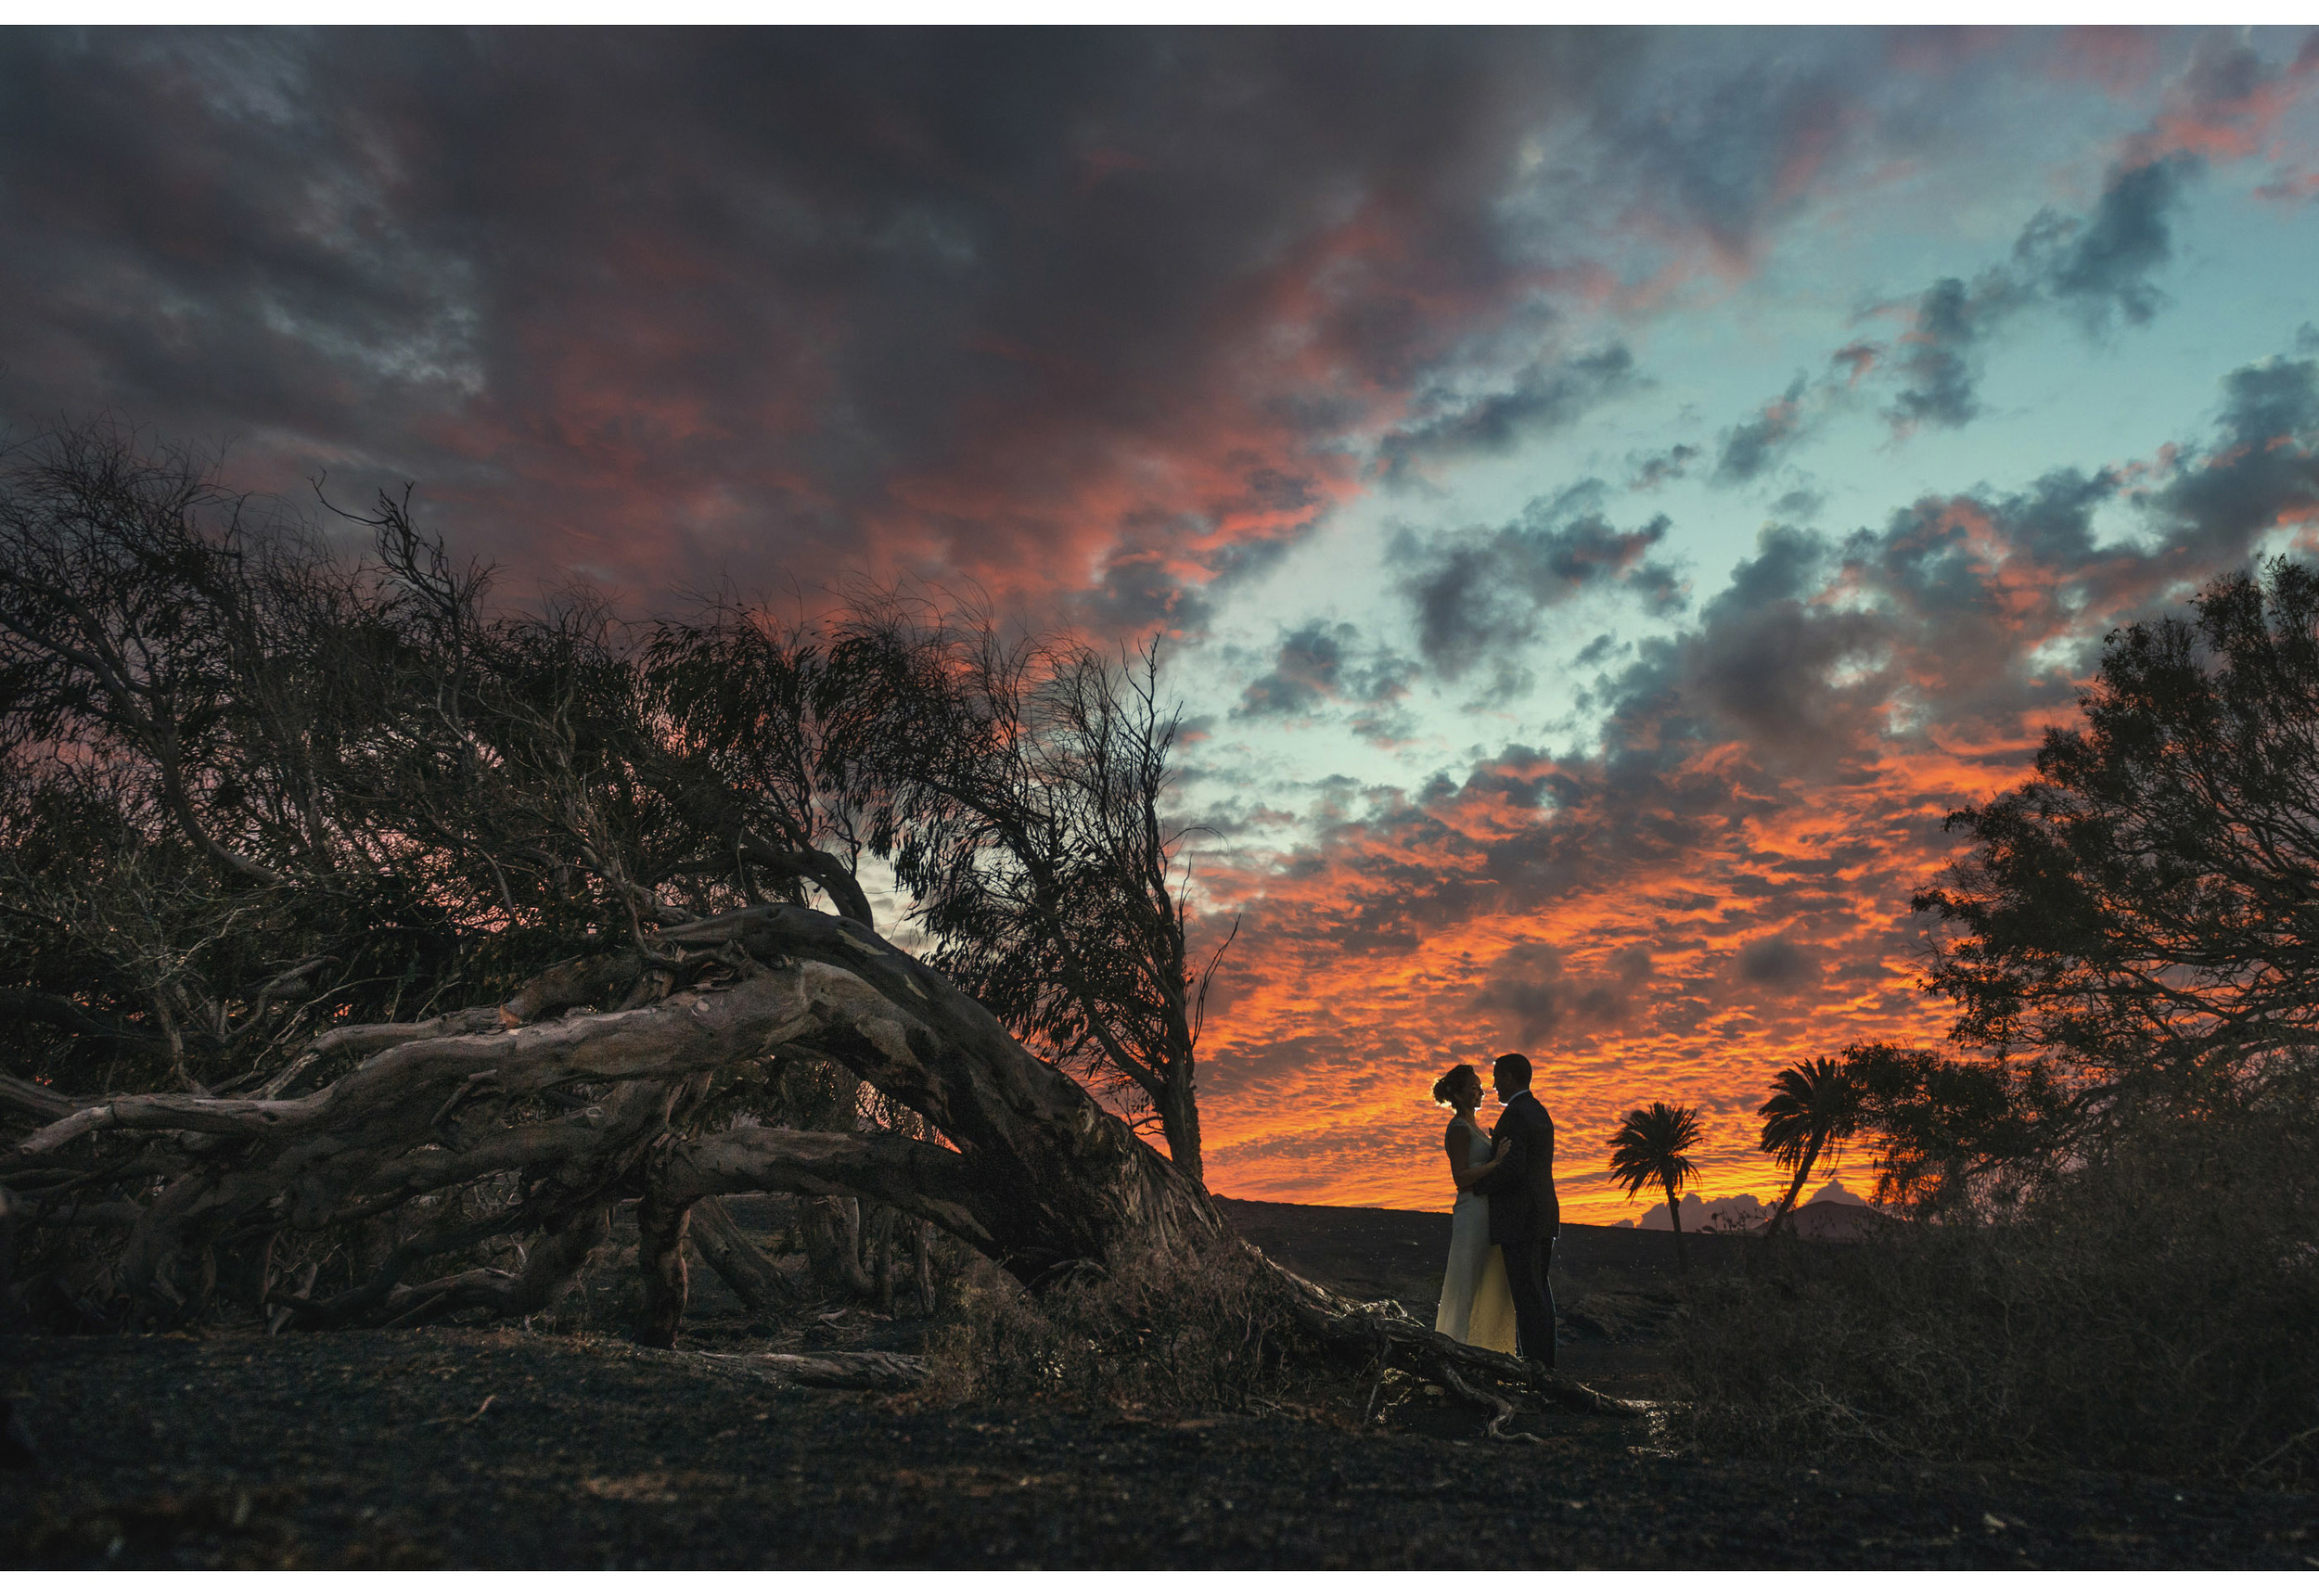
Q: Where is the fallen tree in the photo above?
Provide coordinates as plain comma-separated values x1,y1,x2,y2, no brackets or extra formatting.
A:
0,422,1622,1431
1,898,1625,1425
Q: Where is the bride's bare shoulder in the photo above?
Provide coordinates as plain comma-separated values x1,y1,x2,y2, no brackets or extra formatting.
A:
1443,1116,1473,1150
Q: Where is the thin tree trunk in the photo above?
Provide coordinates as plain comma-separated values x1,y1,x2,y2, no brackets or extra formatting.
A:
1663,1174,1689,1272
0,1183,19,1329
635,1189,691,1349
687,1196,796,1314
912,1219,934,1316
1160,1065,1203,1185
800,1194,873,1299
870,1204,896,1315
1764,1129,1826,1238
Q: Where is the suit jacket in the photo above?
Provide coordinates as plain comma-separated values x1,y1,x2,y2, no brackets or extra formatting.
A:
1474,1091,1559,1246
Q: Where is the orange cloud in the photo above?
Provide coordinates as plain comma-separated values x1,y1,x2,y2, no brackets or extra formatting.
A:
1188,731,1981,1225
1188,396,2319,1220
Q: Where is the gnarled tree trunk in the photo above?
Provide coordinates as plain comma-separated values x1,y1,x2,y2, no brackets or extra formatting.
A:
6,904,1215,1329
3,900,1621,1424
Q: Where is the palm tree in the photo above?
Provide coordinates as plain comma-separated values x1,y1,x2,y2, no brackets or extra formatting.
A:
1608,1102,1704,1271
1756,1054,1863,1238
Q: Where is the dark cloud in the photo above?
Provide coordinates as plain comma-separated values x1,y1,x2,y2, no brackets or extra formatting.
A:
1234,619,1412,720
2,27,2082,635
1073,543,1220,638
1712,521,1830,615
1474,939,1636,1041
1237,623,1352,719
1878,154,2198,436
2175,29,2276,113
0,28,1674,616
1885,273,2019,432
1737,935,1817,989
2127,29,2319,168
1622,524,1895,765
1855,26,2314,452
1377,344,1639,485
1991,465,2120,568
1578,35,1878,262
1572,631,1621,669
1391,482,1685,683
1830,341,1879,384
2020,154,2197,332
2147,354,2319,551
1629,442,1698,492
1714,374,1809,483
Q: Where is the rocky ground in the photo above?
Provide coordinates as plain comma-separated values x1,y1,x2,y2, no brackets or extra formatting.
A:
3,1198,2313,1569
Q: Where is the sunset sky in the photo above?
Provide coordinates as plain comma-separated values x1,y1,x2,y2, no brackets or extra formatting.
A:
6,26,2319,1221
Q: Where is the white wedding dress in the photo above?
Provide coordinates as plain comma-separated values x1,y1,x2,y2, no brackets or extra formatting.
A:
1434,1116,1519,1353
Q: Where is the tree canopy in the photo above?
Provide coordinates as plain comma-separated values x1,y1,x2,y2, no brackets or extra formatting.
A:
0,424,1226,1174
1898,557,2319,1188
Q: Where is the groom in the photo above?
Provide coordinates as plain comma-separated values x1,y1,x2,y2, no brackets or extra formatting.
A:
1472,1051,1559,1369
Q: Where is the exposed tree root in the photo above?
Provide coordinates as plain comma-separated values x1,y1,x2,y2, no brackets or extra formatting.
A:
1259,1252,1646,1435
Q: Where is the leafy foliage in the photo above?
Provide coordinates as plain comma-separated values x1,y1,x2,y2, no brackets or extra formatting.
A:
1917,558,2319,1113
834,602,1232,1178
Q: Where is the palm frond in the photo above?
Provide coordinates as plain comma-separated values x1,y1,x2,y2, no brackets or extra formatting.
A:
1606,1100,1704,1200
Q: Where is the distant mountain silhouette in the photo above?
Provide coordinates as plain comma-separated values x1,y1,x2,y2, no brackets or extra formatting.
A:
1800,1178,1868,1207
1785,1183,1890,1240
1623,1191,1768,1232
1614,1179,1887,1239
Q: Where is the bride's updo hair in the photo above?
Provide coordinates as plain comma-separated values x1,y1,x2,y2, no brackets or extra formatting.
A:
1431,1063,1479,1107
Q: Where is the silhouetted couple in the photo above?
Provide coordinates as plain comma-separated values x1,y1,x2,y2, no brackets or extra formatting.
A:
1431,1052,1559,1368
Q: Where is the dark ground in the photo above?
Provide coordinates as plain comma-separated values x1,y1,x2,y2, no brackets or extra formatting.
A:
3,1196,2313,1569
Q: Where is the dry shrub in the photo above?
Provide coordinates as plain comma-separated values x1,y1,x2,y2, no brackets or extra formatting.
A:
918,1236,1328,1414
1674,1095,2319,1483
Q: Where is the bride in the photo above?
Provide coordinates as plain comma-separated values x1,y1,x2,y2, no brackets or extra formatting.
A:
1431,1063,1518,1353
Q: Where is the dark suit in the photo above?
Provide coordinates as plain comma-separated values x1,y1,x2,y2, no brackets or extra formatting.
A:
1473,1089,1559,1365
